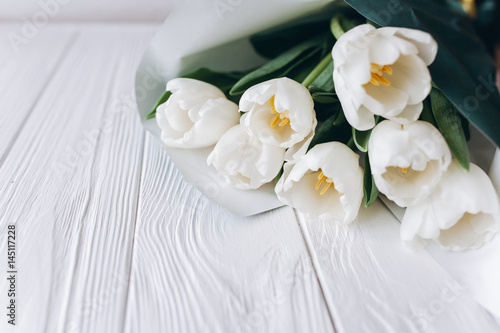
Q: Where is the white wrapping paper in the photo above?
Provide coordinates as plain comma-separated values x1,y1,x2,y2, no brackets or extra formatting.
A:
135,0,337,216
135,0,500,320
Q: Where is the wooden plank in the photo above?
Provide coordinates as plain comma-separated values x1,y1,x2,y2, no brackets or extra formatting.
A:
297,201,500,333
0,25,75,162
0,24,157,333
124,132,336,333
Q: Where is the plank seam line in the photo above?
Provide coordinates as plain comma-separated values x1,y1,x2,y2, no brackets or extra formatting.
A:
37,28,84,333
292,209,343,333
120,126,146,333
0,28,80,171
58,49,142,333
56,33,128,333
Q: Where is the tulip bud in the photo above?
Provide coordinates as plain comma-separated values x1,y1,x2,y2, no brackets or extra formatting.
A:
156,78,240,148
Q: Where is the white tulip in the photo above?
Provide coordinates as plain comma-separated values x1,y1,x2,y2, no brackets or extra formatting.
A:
275,142,363,223
401,160,500,251
156,78,240,148
239,77,316,148
368,120,451,207
207,124,285,190
332,24,438,130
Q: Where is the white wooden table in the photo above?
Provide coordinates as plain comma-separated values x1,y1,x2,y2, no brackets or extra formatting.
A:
1,23,499,333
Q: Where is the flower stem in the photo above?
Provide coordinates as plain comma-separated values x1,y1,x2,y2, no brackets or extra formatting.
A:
346,137,355,151
330,13,356,40
301,53,333,88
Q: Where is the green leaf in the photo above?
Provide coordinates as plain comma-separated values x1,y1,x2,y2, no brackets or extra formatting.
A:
352,127,372,152
304,55,335,93
419,97,437,127
344,0,500,147
314,101,341,122
430,88,470,171
312,92,338,104
461,116,471,142
309,114,338,148
145,91,171,120
308,111,351,149
363,153,379,208
332,107,347,126
274,167,284,184
351,115,382,152
250,18,331,59
285,47,325,84
229,35,326,95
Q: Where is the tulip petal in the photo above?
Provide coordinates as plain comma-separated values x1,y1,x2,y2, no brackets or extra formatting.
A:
363,84,410,117
389,55,432,105
239,78,316,148
332,24,376,68
188,98,240,146
368,34,407,66
334,68,366,112
369,120,451,207
276,142,363,223
379,27,438,66
387,103,423,125
402,160,500,250
284,117,317,163
208,124,285,190
167,78,226,98
274,78,314,131
339,48,372,86
239,81,275,111
157,99,192,134
157,79,240,148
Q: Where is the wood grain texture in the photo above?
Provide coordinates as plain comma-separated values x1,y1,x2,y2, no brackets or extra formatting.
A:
297,202,500,333
0,24,157,333
124,132,335,333
0,25,75,162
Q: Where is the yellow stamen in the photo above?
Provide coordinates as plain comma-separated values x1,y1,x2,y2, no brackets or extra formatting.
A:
369,76,381,86
382,65,393,75
315,170,334,195
372,73,391,86
370,63,380,72
368,63,392,87
279,118,289,127
268,96,290,128
320,180,333,195
270,114,280,127
391,166,409,174
315,172,325,189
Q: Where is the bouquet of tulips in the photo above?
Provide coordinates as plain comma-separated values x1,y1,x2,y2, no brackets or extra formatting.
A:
143,0,500,251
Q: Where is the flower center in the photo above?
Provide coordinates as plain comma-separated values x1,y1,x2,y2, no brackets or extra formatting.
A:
368,63,392,87
392,166,408,174
269,96,290,127
315,169,334,195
